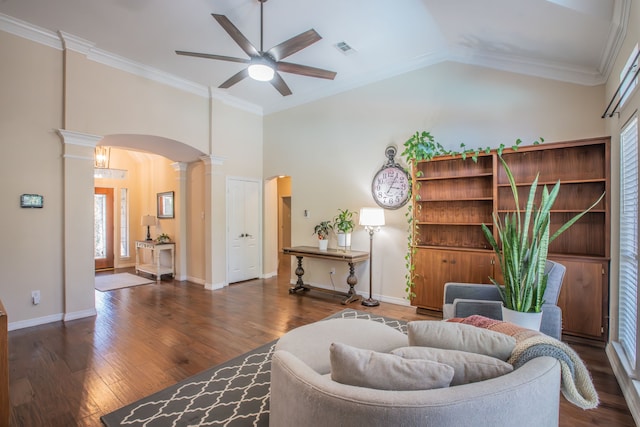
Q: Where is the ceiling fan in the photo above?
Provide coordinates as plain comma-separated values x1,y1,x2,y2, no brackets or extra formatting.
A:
176,0,337,96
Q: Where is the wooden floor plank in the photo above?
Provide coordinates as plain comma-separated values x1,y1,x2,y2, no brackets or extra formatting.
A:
7,264,636,426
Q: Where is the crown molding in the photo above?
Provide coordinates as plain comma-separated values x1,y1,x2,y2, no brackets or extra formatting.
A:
0,13,266,113
200,155,226,166
57,129,103,147
598,0,632,78
58,31,94,55
0,13,61,49
447,45,605,86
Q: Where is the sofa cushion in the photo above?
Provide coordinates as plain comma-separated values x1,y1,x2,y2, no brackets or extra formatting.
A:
391,346,514,386
407,321,516,361
330,342,454,391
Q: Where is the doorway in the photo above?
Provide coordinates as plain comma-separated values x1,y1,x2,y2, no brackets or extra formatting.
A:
94,187,114,270
228,178,262,283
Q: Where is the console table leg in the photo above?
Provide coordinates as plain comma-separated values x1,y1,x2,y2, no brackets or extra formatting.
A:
289,256,309,293
341,262,360,305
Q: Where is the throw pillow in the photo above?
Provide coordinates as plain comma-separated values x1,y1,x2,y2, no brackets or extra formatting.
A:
391,346,513,386
329,342,454,391
407,321,516,361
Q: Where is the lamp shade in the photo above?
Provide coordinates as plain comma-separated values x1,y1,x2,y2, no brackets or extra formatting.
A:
141,215,156,227
359,207,385,227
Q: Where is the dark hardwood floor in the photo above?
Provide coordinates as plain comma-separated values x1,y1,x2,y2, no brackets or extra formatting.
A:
7,261,636,426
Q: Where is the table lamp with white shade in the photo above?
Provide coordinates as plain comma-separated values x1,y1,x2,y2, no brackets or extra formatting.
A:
359,207,385,307
141,215,156,241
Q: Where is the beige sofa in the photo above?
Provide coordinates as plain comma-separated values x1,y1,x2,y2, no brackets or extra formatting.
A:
270,318,561,427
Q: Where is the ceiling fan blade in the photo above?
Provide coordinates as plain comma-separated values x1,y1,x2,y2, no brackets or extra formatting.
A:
271,72,292,96
219,68,249,89
276,62,337,80
212,13,259,58
267,29,322,61
176,50,249,64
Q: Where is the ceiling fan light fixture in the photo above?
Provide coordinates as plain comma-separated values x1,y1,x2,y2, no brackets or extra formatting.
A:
248,59,275,81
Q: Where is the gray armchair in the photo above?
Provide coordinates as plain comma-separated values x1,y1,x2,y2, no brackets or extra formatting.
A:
442,260,566,340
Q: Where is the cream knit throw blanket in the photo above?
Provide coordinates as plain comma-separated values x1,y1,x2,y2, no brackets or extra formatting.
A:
451,315,599,410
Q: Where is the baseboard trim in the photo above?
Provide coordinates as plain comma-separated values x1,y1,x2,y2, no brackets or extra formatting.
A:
607,342,640,425
205,281,226,290
8,313,63,331
187,275,205,285
64,308,97,322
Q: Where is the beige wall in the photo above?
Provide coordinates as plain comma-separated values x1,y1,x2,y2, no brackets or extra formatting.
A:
264,61,606,304
208,99,263,287
0,27,263,327
0,32,65,325
64,51,209,153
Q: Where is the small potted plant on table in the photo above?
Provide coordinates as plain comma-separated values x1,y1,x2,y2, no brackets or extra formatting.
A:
333,209,356,250
313,221,333,250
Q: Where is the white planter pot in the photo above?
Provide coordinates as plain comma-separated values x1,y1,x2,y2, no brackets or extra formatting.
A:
501,306,543,331
318,239,329,251
337,232,351,248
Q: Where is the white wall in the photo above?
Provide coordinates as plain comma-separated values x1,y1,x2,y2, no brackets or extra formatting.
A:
264,61,605,304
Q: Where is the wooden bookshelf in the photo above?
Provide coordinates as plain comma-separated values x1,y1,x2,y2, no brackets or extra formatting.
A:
410,137,610,341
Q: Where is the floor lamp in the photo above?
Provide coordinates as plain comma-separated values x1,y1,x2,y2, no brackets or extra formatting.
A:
359,207,385,307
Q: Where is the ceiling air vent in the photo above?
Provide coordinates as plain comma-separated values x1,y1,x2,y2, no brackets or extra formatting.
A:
335,41,356,55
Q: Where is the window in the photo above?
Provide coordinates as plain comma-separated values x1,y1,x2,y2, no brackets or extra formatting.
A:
620,44,639,108
120,188,129,258
94,194,107,259
619,116,639,375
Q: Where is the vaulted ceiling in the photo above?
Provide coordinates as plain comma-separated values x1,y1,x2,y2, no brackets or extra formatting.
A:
0,0,630,114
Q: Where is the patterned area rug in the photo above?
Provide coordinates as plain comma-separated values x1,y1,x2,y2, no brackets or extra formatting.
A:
100,309,407,426
95,273,154,292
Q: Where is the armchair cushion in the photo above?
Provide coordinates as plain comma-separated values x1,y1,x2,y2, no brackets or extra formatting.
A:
329,342,454,390
442,260,567,340
391,346,513,386
407,321,516,361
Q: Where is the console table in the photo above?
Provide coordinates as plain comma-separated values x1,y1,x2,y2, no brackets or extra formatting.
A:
135,241,175,282
283,246,369,304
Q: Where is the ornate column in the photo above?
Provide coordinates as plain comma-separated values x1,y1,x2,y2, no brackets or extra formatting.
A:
200,155,226,289
57,129,101,321
170,162,188,280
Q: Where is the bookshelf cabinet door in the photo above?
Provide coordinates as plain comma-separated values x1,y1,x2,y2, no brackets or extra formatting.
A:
412,249,494,312
555,258,607,340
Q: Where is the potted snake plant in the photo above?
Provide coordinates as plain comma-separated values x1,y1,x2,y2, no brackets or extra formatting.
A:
481,156,603,329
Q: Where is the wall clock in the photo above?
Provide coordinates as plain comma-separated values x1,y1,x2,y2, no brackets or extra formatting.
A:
371,146,411,209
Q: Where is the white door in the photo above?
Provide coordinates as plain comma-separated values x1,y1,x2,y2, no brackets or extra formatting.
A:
228,178,261,283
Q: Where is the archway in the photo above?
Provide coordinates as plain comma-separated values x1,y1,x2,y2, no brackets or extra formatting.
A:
58,130,207,322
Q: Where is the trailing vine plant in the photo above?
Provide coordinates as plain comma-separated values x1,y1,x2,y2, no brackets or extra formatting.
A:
401,131,542,300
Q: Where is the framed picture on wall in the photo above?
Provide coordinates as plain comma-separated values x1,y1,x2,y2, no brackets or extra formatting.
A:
157,191,174,219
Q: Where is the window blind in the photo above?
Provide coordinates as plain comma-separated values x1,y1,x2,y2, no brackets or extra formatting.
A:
619,115,639,373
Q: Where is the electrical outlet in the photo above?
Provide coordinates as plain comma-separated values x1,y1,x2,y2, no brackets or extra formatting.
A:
330,268,336,275
31,290,40,305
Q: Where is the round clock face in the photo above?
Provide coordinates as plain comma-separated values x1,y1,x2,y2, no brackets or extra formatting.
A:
372,166,411,209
